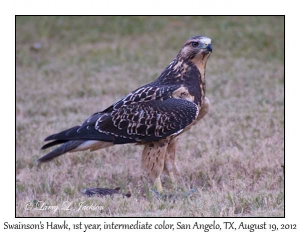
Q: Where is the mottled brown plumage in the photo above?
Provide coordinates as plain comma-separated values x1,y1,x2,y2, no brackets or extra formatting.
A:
38,36,212,192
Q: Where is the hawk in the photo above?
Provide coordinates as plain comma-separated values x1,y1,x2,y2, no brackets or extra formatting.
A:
38,36,212,193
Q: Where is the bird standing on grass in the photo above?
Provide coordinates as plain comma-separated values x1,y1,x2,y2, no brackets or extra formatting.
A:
38,36,212,193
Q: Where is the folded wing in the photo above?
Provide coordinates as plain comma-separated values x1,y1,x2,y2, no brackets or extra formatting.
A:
43,98,199,146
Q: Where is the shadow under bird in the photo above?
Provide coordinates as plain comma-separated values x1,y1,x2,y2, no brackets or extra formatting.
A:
38,35,213,193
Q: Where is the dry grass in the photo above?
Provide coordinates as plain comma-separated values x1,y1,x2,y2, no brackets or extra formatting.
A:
16,16,284,217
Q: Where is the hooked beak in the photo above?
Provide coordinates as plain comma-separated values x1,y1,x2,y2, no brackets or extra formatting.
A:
205,43,212,52
200,37,212,52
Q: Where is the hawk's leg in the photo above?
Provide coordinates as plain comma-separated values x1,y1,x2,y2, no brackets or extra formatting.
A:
164,137,179,184
142,139,169,193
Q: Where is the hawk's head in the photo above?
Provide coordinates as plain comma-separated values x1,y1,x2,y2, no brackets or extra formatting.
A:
179,36,212,69
180,36,212,59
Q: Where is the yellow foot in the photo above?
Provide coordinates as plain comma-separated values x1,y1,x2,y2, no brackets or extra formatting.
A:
169,171,177,184
154,177,163,193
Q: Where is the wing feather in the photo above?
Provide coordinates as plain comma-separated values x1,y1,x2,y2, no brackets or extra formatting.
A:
96,98,198,143
42,84,197,146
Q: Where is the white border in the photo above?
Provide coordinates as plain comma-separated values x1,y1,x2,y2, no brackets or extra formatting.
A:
2,0,299,232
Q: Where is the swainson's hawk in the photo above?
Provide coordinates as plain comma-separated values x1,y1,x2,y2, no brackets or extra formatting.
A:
38,36,212,192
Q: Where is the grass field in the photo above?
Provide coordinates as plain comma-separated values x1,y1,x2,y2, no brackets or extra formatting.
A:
16,16,284,217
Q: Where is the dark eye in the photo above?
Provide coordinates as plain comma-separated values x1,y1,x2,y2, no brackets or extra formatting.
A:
191,42,199,48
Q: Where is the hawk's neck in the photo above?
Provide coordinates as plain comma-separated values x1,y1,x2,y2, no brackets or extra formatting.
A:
155,57,206,106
